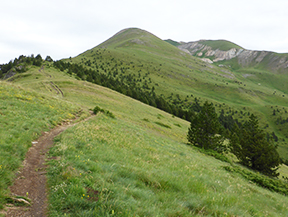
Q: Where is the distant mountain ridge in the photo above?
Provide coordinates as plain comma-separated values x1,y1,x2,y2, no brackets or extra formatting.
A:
167,39,288,73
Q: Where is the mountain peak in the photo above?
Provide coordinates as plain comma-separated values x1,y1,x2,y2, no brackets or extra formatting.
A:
97,28,160,49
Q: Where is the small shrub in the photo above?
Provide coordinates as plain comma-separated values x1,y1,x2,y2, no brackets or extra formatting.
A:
93,106,115,118
93,106,104,115
104,110,115,119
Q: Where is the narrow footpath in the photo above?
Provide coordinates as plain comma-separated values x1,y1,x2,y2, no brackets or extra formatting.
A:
5,116,93,217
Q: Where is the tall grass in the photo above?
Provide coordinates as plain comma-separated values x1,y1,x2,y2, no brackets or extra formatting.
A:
47,114,288,216
0,81,80,209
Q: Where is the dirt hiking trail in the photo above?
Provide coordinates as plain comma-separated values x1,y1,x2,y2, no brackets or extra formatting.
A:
4,116,93,217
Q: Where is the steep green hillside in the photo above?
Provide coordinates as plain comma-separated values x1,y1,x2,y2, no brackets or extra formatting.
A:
62,28,288,159
5,63,288,216
47,113,288,216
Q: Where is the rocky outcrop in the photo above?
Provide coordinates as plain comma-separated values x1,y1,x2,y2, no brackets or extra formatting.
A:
178,41,288,73
4,70,16,79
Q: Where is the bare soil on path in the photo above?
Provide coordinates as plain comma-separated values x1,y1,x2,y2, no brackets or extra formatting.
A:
4,116,92,217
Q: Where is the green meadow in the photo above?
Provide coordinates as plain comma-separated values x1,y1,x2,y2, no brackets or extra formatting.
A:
46,112,288,216
48,114,194,216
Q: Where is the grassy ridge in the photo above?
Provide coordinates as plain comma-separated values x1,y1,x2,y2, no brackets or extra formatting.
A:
0,81,81,208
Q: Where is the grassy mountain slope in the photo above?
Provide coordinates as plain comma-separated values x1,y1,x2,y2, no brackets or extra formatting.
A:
64,28,288,159
3,63,288,216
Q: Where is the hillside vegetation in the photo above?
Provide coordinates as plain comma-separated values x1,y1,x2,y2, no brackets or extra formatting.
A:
2,62,288,216
1,27,288,216
58,28,288,160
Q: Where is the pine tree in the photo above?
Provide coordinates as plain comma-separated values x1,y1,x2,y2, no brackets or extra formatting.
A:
187,101,225,152
230,114,281,177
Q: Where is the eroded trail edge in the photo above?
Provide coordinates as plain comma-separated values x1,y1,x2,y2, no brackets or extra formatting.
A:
5,116,93,217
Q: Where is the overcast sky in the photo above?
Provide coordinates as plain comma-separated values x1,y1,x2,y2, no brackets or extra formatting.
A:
1,0,288,64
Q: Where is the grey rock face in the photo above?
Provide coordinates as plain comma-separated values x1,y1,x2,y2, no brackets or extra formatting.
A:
178,41,288,73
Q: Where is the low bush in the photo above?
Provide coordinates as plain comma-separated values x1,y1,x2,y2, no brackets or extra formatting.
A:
223,165,288,195
92,106,104,115
93,106,115,119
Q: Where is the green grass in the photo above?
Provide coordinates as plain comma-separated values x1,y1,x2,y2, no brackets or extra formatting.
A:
47,113,288,216
0,81,81,209
4,61,288,216
3,27,288,215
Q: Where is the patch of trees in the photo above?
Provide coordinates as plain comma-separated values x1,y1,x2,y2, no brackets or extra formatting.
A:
270,106,288,137
188,102,281,178
229,114,281,177
218,109,241,134
0,54,47,79
276,116,288,125
187,101,225,152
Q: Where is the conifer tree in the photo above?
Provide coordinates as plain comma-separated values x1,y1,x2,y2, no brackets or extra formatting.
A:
230,114,281,177
187,101,225,152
